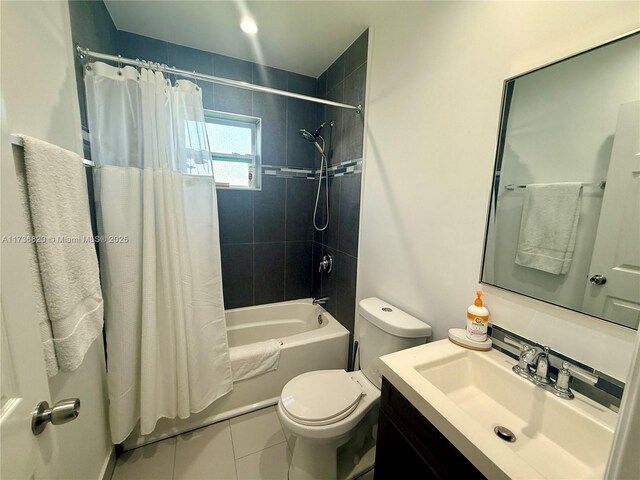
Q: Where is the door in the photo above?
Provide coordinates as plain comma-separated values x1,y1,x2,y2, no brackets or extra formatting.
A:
582,101,640,328
1,131,52,478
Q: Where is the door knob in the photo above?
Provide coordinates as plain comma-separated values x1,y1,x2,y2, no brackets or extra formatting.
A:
31,398,80,435
589,274,607,285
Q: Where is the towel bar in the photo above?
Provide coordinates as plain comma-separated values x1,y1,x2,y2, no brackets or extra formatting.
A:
10,134,95,167
504,180,606,191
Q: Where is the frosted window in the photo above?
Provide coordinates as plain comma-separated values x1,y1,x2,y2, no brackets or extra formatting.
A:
203,110,261,190
206,123,252,155
212,161,250,187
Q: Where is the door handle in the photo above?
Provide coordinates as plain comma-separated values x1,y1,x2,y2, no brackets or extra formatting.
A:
589,275,607,285
31,398,80,435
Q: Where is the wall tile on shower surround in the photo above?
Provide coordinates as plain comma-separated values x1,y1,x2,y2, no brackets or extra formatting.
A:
254,176,286,243
253,91,287,166
68,0,118,131
221,244,254,309
255,243,286,305
285,241,313,301
118,31,168,65
287,98,318,168
311,30,367,357
217,189,254,245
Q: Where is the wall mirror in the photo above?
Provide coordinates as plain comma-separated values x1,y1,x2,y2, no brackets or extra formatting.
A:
481,30,640,330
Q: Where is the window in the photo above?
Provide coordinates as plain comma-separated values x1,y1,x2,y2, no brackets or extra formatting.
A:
204,110,261,190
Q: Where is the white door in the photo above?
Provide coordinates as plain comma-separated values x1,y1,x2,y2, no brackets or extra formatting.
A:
1,129,53,477
583,101,640,328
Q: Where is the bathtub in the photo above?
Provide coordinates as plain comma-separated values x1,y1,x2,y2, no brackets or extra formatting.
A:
122,299,349,450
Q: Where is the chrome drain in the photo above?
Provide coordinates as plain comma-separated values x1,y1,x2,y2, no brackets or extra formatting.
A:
494,425,516,443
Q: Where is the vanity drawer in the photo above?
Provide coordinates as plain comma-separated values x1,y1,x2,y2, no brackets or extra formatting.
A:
374,377,484,480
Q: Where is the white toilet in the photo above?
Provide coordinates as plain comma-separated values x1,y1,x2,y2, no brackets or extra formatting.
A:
277,297,432,480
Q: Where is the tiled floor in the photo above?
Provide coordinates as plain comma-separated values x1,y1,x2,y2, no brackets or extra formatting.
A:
111,406,292,480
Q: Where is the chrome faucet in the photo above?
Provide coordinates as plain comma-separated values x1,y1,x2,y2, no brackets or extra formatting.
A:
511,341,551,385
313,296,329,306
504,337,598,399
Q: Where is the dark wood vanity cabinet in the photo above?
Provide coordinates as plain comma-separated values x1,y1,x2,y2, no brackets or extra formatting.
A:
374,377,485,480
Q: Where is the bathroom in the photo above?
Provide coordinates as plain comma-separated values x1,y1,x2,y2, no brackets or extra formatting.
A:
0,1,638,479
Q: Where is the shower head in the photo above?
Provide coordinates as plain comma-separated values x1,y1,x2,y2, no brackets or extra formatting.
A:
299,129,316,143
300,121,334,143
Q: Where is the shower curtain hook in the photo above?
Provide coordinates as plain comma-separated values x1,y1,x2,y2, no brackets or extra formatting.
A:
117,55,123,76
193,70,200,91
135,59,141,81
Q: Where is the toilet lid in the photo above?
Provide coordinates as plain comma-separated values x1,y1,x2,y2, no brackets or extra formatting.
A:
280,370,363,425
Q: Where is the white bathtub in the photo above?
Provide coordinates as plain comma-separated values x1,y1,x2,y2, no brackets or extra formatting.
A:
122,299,349,450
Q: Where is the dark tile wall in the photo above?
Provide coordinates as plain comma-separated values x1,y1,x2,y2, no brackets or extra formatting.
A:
68,0,119,137
313,30,368,367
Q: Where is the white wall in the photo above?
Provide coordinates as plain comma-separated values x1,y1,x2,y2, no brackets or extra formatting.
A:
358,1,639,381
1,1,112,478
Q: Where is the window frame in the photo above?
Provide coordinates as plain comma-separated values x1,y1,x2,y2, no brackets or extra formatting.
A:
204,109,262,191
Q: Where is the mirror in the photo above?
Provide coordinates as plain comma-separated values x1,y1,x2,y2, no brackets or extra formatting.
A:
481,31,640,330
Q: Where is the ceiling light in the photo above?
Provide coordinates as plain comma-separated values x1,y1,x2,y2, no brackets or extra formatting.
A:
240,19,258,34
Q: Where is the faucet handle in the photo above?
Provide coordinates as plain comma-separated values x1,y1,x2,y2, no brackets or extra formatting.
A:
556,362,572,390
563,362,598,386
553,362,574,399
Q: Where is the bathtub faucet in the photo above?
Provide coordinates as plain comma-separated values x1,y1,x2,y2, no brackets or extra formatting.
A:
313,296,329,306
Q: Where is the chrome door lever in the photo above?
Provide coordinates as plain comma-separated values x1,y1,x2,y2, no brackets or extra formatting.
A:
32,398,80,435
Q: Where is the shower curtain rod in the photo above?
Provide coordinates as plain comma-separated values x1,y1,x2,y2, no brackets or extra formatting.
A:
76,46,362,114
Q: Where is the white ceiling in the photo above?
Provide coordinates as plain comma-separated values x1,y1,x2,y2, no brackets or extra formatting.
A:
104,1,380,77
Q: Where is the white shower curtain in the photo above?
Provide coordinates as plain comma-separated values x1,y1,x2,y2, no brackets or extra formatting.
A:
85,62,232,443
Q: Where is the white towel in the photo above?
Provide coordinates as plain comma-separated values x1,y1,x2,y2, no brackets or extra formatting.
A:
16,135,104,376
515,183,582,275
229,339,281,382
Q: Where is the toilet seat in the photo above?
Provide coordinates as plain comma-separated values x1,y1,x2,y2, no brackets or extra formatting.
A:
280,370,364,426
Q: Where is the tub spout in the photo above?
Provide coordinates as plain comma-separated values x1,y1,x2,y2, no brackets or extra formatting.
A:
313,296,329,306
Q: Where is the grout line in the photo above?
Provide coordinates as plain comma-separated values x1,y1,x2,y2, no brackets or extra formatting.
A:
227,420,240,479
284,179,288,300
233,438,289,462
171,433,178,480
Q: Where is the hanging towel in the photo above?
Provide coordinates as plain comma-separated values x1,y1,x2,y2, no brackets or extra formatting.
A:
515,183,582,275
229,339,282,382
16,135,104,376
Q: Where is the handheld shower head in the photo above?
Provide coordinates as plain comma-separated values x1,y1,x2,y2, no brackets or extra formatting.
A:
300,121,334,143
299,129,316,143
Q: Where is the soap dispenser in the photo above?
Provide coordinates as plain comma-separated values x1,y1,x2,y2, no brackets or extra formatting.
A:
466,291,489,342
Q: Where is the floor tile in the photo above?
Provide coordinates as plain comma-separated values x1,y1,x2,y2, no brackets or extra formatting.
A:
111,438,176,480
230,407,286,459
174,421,237,480
235,442,291,480
275,414,296,453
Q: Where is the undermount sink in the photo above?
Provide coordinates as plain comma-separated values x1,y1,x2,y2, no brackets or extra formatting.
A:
378,340,617,479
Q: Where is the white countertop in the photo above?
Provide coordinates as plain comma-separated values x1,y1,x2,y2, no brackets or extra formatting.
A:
378,339,617,479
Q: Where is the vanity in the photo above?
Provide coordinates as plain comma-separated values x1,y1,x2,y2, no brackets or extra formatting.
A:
373,341,617,479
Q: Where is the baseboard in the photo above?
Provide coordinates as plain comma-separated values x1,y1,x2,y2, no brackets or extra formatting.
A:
99,448,116,480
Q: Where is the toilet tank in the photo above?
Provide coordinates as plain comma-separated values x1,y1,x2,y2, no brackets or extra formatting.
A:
358,297,432,389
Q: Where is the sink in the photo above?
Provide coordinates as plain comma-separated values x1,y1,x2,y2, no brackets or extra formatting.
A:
378,340,617,479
